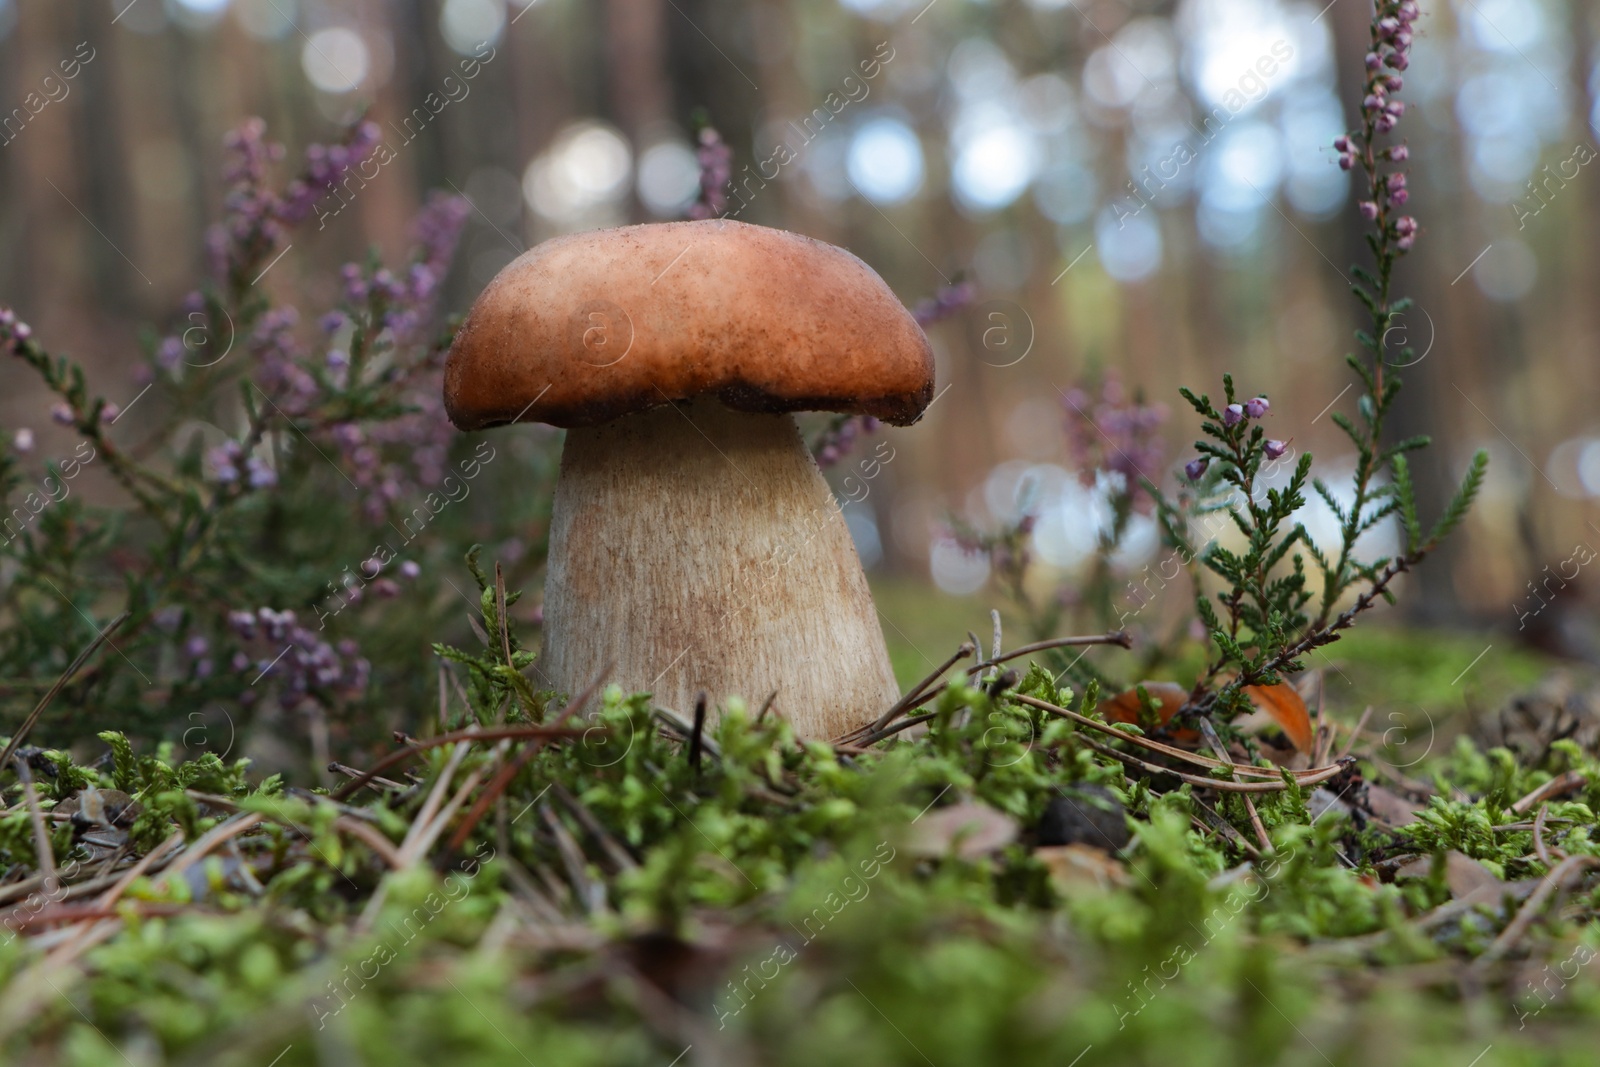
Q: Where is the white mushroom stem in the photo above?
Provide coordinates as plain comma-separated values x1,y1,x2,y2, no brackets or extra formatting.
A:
539,399,901,739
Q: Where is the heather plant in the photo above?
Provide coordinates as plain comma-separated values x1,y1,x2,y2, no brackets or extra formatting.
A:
1156,0,1485,731
953,0,1484,729
0,117,561,761
946,370,1171,674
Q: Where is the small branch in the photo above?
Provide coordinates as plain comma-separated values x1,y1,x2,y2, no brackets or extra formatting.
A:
853,641,976,740
329,724,594,802
1198,718,1272,854
1190,797,1263,861
1012,694,1332,781
327,762,407,793
1471,855,1600,971
963,631,1133,677
1531,803,1560,869
1511,771,1588,816
335,817,403,870
1083,735,1354,793
14,760,55,885
855,712,937,747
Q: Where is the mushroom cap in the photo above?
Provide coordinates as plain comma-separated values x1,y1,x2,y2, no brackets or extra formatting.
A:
443,219,936,430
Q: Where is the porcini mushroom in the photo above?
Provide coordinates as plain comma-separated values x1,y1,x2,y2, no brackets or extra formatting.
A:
444,219,934,739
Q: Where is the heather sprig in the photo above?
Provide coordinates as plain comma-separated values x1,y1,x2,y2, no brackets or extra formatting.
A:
0,118,505,755
688,122,732,220
1062,371,1168,513
1170,377,1313,715
1159,0,1486,729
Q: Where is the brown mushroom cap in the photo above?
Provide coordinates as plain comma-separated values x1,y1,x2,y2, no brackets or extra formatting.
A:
443,219,936,430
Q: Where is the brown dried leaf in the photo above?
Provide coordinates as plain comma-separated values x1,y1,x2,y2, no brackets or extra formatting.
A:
1243,683,1314,752
1036,844,1129,893
906,802,1018,859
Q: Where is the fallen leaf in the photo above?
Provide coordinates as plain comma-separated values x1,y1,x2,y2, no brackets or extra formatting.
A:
906,802,1018,860
1394,850,1506,902
1035,844,1129,892
1101,682,1191,736
1101,680,1311,752
1363,784,1421,828
1243,683,1314,752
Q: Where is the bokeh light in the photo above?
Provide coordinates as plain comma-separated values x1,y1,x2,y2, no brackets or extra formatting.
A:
523,122,634,226
234,0,293,39
1094,206,1163,282
636,140,701,217
951,122,1038,211
302,28,370,94
1474,238,1538,302
847,116,925,205
440,0,506,56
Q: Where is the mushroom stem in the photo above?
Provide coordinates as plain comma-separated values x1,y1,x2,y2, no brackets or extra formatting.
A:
540,398,900,739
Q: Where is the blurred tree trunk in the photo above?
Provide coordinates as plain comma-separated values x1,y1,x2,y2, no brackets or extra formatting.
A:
607,0,672,143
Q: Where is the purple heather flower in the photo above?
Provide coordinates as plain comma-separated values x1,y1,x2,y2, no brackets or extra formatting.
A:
228,610,257,639
1062,373,1168,510
1387,145,1409,162
1374,114,1396,134
812,414,878,468
1389,188,1409,205
1384,52,1409,71
1396,234,1414,251
245,455,277,489
99,402,119,423
341,263,368,304
1385,100,1406,118
1245,396,1270,418
1263,439,1288,460
1383,75,1404,93
1223,403,1245,427
260,607,295,642
1363,94,1385,114
1185,457,1209,481
373,578,401,599
231,652,251,672
184,635,210,659
51,403,75,427
1394,216,1418,237
1398,0,1419,21
399,560,421,580
1359,200,1380,221
1333,135,1351,152
320,311,347,334
911,280,978,327
207,441,243,483
11,321,29,343
1377,16,1401,37
157,336,185,370
12,428,33,454
688,125,733,220
1365,52,1383,70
